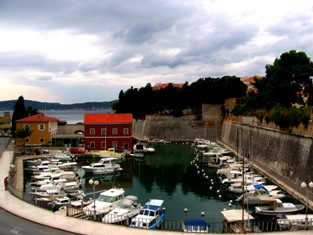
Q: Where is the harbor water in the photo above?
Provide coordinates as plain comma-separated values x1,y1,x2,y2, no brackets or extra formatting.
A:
9,109,308,225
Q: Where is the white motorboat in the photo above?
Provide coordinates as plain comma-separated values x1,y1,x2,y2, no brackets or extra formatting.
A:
82,157,122,174
102,195,141,224
129,153,145,158
130,199,165,229
222,171,266,186
55,150,76,161
133,142,147,153
51,196,71,211
83,188,125,216
97,148,124,161
277,214,313,230
255,198,305,216
229,183,278,194
237,191,285,205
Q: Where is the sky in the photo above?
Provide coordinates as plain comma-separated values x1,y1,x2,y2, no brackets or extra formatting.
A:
1,0,313,104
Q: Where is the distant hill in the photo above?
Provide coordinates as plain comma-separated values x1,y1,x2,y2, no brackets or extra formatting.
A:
0,99,117,110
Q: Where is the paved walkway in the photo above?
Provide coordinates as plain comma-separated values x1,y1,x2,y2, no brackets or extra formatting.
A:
0,145,312,234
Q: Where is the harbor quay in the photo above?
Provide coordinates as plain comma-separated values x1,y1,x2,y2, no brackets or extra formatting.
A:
0,140,312,234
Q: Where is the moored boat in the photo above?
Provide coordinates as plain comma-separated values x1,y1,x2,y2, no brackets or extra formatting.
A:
129,199,165,229
255,198,305,216
82,157,122,174
277,214,313,230
221,209,255,233
182,219,209,233
102,195,141,224
83,188,125,216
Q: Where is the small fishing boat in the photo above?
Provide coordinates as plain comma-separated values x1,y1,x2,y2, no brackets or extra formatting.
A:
182,219,209,233
255,198,305,216
129,199,165,229
277,214,313,230
221,209,255,233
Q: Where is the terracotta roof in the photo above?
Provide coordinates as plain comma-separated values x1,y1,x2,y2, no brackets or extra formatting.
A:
242,76,264,83
153,83,184,89
84,113,132,123
15,114,58,123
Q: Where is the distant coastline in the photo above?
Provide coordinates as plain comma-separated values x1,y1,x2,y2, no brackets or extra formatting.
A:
0,109,113,124
0,99,117,111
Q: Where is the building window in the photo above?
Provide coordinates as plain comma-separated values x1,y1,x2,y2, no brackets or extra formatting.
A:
40,138,45,143
101,128,106,135
112,141,118,148
23,124,30,130
90,142,95,148
101,141,106,149
38,124,45,131
25,138,30,143
112,128,118,135
124,143,129,150
90,128,95,135
123,128,129,135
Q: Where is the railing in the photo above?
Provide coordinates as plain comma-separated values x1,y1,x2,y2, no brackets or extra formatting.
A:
7,185,313,233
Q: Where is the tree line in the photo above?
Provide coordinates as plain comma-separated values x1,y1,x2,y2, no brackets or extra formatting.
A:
113,50,313,130
113,76,247,119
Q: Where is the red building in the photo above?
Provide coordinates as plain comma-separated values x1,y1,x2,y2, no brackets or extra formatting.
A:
84,113,132,151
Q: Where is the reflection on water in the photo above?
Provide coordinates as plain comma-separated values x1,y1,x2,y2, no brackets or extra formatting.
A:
79,143,240,223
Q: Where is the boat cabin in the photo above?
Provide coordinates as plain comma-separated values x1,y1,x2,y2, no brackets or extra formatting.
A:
221,209,255,233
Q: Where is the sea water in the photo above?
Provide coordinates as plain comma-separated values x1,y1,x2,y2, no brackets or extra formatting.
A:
5,110,299,223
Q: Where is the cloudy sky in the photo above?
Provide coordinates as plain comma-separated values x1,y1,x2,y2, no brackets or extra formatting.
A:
1,0,313,104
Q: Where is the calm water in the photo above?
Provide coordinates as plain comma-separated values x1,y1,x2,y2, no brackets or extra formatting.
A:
0,109,112,124
13,110,305,223
79,144,238,223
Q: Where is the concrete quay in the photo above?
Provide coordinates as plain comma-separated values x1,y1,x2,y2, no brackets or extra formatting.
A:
0,148,312,234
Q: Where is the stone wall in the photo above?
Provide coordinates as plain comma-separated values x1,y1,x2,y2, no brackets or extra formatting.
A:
58,124,84,135
132,104,223,141
221,120,313,186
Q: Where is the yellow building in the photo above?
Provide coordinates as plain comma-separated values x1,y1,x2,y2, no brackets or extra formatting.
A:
0,111,11,135
15,113,58,146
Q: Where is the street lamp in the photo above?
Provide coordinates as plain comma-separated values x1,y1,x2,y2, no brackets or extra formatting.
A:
89,179,99,221
301,181,313,229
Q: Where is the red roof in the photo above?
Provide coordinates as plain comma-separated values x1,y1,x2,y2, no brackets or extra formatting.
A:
84,113,132,123
15,114,58,123
153,83,184,89
242,76,264,83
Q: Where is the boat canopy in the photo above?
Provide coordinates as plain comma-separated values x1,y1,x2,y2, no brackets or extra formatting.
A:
221,209,254,222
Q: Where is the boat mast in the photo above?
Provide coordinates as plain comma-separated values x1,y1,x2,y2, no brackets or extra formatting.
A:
242,147,245,232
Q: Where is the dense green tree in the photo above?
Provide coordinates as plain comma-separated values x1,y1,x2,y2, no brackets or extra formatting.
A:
11,96,40,135
11,96,27,134
253,50,313,109
15,126,32,146
113,76,247,118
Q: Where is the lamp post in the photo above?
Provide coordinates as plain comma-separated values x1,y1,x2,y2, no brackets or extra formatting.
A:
300,181,313,229
89,179,99,221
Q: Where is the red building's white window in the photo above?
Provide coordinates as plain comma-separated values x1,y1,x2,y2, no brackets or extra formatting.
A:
123,128,129,135
101,141,106,149
90,142,95,148
90,128,95,135
101,128,106,135
112,128,118,135
112,141,118,148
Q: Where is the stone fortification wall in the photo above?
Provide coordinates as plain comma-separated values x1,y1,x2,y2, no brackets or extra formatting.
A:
221,120,313,186
58,124,84,135
132,104,223,142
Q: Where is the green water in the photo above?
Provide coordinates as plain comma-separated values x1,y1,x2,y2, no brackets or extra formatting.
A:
80,143,242,223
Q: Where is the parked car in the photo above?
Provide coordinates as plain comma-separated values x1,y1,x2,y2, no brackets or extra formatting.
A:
69,147,85,154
